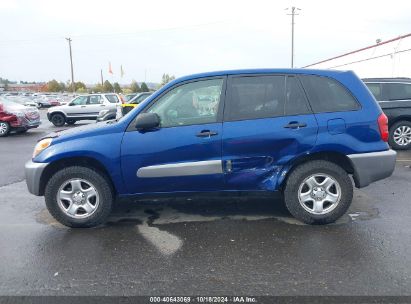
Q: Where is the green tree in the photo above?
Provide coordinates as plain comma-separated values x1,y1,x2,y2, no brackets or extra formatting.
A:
67,81,87,92
47,79,61,92
59,82,66,92
113,82,122,93
77,87,87,93
160,73,175,86
140,82,149,92
93,84,104,93
76,82,86,91
103,80,113,92
130,80,140,93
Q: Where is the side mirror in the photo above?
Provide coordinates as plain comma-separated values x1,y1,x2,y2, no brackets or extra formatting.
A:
135,112,160,131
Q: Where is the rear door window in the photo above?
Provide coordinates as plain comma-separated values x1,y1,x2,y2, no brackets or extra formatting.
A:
383,83,411,101
225,75,286,121
300,75,360,113
88,95,102,104
285,76,311,115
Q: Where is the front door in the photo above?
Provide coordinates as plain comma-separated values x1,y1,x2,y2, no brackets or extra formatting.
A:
222,75,318,191
121,77,227,194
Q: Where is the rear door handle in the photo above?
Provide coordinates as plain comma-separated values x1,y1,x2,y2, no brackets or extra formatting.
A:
196,130,218,137
284,122,307,129
80,105,86,108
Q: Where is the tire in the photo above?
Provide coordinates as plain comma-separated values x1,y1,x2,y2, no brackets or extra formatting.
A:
389,121,411,150
0,121,10,137
38,103,43,108
44,166,114,228
50,113,66,127
284,160,353,225
66,119,76,125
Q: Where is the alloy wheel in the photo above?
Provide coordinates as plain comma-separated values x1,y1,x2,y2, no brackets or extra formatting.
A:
393,125,411,146
298,174,341,215
57,179,100,218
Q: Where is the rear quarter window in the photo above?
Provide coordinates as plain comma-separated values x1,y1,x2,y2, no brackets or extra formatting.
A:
105,94,120,103
300,75,360,113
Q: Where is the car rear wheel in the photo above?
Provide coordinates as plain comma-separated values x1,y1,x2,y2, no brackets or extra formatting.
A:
0,121,10,137
389,121,411,150
37,103,43,108
50,113,66,127
45,166,113,228
284,160,353,224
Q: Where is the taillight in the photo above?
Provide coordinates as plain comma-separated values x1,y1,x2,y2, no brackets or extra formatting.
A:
378,113,389,142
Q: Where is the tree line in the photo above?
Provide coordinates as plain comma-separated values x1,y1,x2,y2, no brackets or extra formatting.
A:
2,73,176,93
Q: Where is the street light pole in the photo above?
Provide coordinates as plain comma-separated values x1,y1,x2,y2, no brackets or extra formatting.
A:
286,7,301,68
65,38,75,93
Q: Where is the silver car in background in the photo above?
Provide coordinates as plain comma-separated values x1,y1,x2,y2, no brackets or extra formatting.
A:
47,93,121,126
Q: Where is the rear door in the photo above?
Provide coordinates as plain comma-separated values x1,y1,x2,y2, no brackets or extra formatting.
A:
222,74,318,191
86,95,104,117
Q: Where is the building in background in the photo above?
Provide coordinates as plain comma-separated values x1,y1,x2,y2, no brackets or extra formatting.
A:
304,34,411,78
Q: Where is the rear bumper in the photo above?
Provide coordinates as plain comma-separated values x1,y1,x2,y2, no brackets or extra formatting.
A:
25,160,48,196
348,149,396,188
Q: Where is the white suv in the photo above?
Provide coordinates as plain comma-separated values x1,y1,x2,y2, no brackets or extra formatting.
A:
47,94,121,126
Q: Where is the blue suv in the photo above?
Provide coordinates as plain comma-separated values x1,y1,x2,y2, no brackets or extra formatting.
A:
25,69,396,227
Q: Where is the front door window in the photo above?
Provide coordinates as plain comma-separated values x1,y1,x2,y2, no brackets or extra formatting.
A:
147,79,224,128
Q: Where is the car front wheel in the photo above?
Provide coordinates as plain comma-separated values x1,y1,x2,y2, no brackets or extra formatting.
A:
50,113,66,127
389,121,411,150
284,160,353,225
0,121,10,137
45,166,113,228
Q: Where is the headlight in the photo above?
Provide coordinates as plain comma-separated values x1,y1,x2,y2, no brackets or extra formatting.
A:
33,138,53,158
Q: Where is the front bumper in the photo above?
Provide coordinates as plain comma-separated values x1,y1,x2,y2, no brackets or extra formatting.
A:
25,160,48,196
348,149,396,188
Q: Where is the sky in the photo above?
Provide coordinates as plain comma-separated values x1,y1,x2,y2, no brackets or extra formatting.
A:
0,0,411,85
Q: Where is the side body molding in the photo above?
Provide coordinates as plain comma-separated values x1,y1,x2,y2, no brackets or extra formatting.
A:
137,160,223,178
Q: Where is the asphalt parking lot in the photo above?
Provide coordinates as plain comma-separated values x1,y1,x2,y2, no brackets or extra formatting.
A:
0,110,411,296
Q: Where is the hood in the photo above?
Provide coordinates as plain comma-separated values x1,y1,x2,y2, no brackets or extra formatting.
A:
45,120,121,142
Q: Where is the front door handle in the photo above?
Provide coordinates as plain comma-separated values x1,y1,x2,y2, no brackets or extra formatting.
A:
284,122,307,129
196,130,218,138
80,105,86,108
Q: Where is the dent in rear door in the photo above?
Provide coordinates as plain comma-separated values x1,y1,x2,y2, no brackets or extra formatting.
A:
222,74,318,191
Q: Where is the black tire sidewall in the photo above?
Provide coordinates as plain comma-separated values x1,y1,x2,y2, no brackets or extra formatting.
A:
389,121,411,150
51,113,66,127
45,166,113,228
0,121,10,137
284,160,353,225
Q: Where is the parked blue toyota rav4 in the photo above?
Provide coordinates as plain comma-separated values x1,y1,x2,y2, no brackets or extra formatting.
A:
25,69,396,227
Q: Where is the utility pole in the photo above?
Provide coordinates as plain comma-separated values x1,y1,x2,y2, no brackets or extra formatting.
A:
286,7,301,68
100,69,104,86
65,38,75,93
